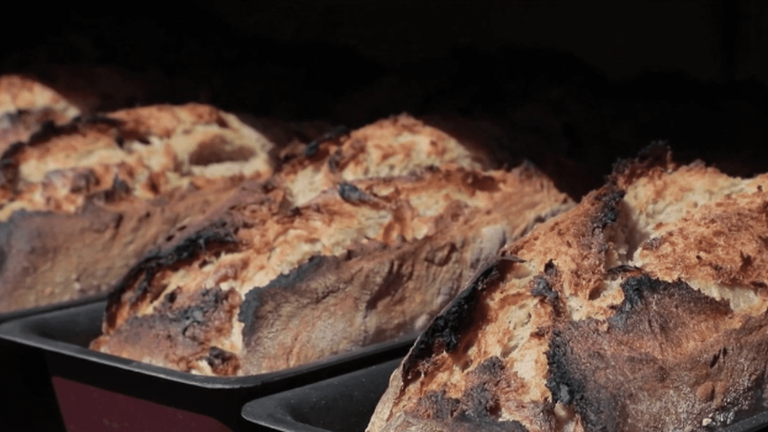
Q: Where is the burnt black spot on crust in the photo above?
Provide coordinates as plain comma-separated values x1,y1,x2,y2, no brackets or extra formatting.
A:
105,224,239,330
417,390,461,420
304,125,350,157
591,188,625,232
338,182,372,204
605,264,642,278
610,141,672,186
546,330,579,406
531,276,557,300
238,255,338,340
402,262,501,383
410,356,529,431
205,346,240,376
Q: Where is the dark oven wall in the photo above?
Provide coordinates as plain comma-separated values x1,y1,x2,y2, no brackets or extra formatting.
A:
5,0,768,198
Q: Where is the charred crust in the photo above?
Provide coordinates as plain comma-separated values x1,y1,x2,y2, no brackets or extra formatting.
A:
204,346,240,376
605,264,643,279
105,226,239,330
611,274,733,327
610,142,673,187
548,274,746,431
546,330,579,406
402,262,501,383
238,255,339,340
547,327,621,431
531,260,564,316
411,356,529,431
530,276,558,301
304,125,350,157
338,182,372,204
591,188,625,232
327,149,343,173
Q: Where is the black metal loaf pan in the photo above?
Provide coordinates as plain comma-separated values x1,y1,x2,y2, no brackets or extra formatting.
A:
0,295,108,432
241,359,768,432
0,301,415,432
242,358,401,432
0,292,107,324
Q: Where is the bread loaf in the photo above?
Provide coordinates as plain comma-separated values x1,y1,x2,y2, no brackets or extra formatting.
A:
0,75,81,154
277,114,504,206
369,148,768,432
0,103,277,312
91,164,572,376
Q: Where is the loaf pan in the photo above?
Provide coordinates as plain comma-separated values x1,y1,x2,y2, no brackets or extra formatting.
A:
0,295,106,432
242,358,400,432
0,292,106,324
0,301,414,432
241,359,768,432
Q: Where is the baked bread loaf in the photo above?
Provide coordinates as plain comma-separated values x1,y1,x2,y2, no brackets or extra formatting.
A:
0,75,81,154
0,103,277,312
91,164,572,376
368,148,768,432
277,114,505,206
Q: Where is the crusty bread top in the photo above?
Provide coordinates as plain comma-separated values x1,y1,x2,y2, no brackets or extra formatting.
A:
369,150,768,432
92,164,572,375
0,75,81,154
0,103,275,221
279,114,503,206
0,74,80,118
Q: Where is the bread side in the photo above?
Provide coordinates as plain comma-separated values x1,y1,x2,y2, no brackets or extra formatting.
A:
369,151,768,432
91,165,572,375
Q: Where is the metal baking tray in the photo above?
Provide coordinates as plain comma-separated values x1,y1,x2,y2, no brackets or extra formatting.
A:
0,301,415,431
0,292,107,324
242,358,399,432
241,359,768,432
0,294,107,432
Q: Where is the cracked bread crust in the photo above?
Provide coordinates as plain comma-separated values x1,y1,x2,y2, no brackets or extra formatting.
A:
0,74,81,154
368,149,768,432
278,114,505,206
0,103,279,312
91,165,572,375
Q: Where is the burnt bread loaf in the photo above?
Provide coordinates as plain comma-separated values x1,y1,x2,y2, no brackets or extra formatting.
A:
91,164,572,376
0,103,278,312
0,75,81,154
368,148,768,432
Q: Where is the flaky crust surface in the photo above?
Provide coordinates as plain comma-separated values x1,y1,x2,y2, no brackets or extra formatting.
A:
91,165,572,376
369,150,768,432
278,114,504,206
0,75,81,154
0,103,277,312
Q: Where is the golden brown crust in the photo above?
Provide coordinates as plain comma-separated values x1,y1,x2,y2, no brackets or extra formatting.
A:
370,151,768,432
91,165,572,376
0,74,81,154
277,114,507,206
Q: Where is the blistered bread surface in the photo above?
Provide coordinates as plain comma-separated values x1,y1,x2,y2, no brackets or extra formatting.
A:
369,150,768,432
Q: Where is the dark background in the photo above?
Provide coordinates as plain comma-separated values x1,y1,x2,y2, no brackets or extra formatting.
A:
4,1,768,199
3,1,768,430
